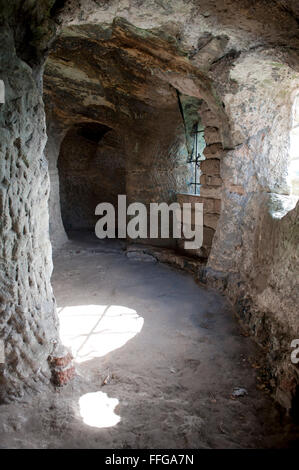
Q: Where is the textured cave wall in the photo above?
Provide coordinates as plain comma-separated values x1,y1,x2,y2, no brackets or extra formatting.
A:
58,125,125,232
248,199,299,411
126,106,189,205
125,100,190,248
0,24,61,401
204,50,299,410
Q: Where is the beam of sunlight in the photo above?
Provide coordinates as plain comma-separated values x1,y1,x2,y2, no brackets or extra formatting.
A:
58,304,144,363
79,391,120,428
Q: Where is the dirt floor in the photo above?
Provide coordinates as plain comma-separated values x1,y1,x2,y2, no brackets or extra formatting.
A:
0,234,298,449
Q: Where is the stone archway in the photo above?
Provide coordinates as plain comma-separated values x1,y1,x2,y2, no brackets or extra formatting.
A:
43,19,231,255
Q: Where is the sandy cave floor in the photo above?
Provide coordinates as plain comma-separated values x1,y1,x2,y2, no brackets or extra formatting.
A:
0,234,298,449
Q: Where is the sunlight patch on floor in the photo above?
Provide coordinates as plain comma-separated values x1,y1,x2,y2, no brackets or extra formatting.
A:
79,391,120,428
58,304,144,363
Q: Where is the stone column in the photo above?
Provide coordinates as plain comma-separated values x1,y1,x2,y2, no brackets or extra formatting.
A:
44,120,68,251
0,25,65,400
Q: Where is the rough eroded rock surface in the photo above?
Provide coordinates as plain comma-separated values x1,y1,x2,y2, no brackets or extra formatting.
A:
0,0,298,414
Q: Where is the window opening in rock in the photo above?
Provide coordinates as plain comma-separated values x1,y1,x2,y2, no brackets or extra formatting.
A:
188,122,205,195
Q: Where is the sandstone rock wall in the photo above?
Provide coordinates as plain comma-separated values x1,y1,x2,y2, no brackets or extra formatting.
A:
0,24,61,401
205,50,299,410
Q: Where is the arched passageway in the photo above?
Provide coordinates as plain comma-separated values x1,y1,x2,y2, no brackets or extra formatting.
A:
58,123,125,235
1,1,299,450
44,20,229,257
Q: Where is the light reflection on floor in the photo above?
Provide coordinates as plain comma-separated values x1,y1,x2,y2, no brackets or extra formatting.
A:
79,391,121,428
58,304,144,363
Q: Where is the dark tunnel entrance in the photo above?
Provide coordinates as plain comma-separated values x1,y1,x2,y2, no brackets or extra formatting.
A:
57,122,126,235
